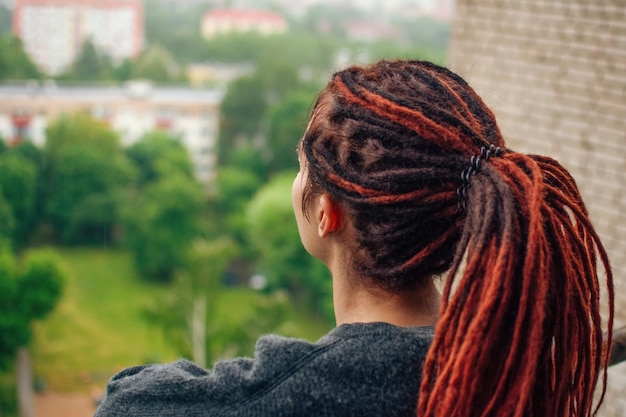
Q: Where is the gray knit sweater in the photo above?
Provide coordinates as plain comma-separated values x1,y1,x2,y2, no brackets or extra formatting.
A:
94,322,434,417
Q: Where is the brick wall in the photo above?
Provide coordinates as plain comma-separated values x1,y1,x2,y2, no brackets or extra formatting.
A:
447,1,626,415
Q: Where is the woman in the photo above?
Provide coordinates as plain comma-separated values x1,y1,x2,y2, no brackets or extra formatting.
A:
95,60,614,417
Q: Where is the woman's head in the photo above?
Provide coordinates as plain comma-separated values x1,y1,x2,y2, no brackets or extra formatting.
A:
299,59,507,290
298,59,613,417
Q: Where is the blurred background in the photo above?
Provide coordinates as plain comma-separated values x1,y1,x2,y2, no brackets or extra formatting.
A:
0,0,623,416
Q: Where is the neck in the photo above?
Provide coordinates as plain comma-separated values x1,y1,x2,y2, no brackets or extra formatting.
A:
318,222,441,328
331,263,441,327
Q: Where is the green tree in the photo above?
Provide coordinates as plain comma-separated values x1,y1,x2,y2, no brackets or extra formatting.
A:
44,112,120,173
125,131,194,187
11,140,42,168
213,166,263,246
73,40,101,79
44,113,135,244
144,238,295,366
0,191,15,246
0,36,41,80
246,172,333,323
11,141,47,245
132,44,181,82
143,0,206,65
172,238,236,367
123,173,206,281
112,58,134,82
217,60,302,170
0,153,38,247
47,146,134,244
60,39,114,81
265,89,315,173
200,33,267,63
0,248,64,368
218,75,268,166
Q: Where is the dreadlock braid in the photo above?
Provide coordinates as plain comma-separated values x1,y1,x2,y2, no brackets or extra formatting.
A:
301,59,613,416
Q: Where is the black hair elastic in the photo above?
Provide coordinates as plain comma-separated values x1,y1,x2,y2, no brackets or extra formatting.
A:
457,144,502,211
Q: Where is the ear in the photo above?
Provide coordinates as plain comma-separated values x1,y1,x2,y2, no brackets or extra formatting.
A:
317,194,343,238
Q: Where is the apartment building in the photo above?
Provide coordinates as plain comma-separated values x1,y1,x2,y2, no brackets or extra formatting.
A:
12,0,143,75
201,8,288,39
0,81,224,187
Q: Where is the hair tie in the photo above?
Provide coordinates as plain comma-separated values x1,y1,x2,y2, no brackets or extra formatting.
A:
457,145,502,211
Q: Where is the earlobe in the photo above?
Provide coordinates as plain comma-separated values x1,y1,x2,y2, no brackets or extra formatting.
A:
317,194,342,238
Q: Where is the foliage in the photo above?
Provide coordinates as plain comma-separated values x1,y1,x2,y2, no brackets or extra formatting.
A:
0,370,17,417
228,145,270,181
44,112,120,173
10,140,43,168
217,58,306,173
154,238,237,367
125,131,195,187
213,166,263,246
200,33,268,64
122,130,204,281
0,192,15,246
123,173,206,281
217,74,268,166
246,172,333,323
16,251,64,321
43,113,135,244
112,58,134,82
0,153,38,247
2,139,47,247
45,144,133,244
265,89,316,173
0,248,64,370
145,237,306,366
132,44,182,82
199,32,339,75
143,0,206,65
60,40,115,81
58,39,183,82
0,36,41,80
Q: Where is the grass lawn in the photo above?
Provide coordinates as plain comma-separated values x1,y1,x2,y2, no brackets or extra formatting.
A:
31,248,330,392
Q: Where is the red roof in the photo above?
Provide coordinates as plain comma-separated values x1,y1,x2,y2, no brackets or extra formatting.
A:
204,8,285,24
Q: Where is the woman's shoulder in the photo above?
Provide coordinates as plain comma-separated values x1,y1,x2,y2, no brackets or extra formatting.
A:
94,323,434,416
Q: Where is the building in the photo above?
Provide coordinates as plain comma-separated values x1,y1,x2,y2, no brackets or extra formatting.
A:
448,1,626,416
201,8,288,39
186,61,255,88
0,81,224,187
12,0,143,76
343,20,401,43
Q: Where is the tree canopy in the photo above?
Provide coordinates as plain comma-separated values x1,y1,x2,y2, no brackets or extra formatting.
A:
246,172,333,323
44,113,135,244
123,173,206,281
0,248,64,369
0,36,41,81
0,152,38,247
125,131,195,187
265,89,315,173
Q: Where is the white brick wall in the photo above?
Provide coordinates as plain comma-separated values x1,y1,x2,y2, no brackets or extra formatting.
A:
448,1,626,415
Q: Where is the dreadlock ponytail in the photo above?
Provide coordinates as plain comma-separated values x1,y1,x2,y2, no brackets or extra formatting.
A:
418,150,614,417
301,59,614,417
